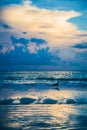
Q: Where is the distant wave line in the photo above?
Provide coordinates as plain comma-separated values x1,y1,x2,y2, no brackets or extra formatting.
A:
36,77,87,81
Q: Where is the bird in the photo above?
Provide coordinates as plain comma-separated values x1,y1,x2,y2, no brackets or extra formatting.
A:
52,82,60,91
52,82,59,86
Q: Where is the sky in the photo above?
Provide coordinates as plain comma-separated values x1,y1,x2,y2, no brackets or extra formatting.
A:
0,0,87,70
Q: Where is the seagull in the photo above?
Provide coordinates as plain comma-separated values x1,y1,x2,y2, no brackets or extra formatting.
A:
52,82,59,86
52,82,60,91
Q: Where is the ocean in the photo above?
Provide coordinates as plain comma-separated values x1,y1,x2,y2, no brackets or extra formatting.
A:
0,71,87,130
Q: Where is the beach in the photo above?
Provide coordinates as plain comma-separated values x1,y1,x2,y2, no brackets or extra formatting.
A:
0,71,87,129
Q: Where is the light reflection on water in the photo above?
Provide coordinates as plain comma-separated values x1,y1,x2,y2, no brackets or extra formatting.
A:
0,71,87,129
0,105,87,130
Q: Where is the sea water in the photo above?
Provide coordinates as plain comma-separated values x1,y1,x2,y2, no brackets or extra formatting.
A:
0,71,87,130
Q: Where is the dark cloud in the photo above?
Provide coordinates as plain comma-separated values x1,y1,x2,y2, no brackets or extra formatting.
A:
0,34,87,70
1,23,12,29
0,35,57,69
0,45,3,50
0,45,55,66
30,37,46,45
23,32,27,34
36,47,54,65
76,34,87,37
11,35,46,46
11,35,29,46
72,42,87,49
40,25,52,28
0,43,87,70
74,50,87,67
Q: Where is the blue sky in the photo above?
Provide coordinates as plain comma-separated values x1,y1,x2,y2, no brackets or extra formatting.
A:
0,0,87,70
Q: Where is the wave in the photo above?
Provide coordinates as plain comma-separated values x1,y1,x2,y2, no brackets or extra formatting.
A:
36,77,87,81
0,81,87,92
36,77,55,80
0,96,87,105
20,97,36,104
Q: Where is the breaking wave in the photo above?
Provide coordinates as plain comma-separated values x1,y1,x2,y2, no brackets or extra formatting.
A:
0,96,87,105
36,77,87,81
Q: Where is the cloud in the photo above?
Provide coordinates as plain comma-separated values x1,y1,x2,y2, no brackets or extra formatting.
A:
23,32,27,34
0,35,87,70
0,45,2,50
0,34,48,54
0,45,55,66
0,32,12,44
0,0,87,68
58,47,76,61
11,35,29,45
72,42,87,49
74,50,87,68
0,22,12,29
30,37,46,45
1,0,87,50
10,35,46,46
75,34,87,37
0,45,14,54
